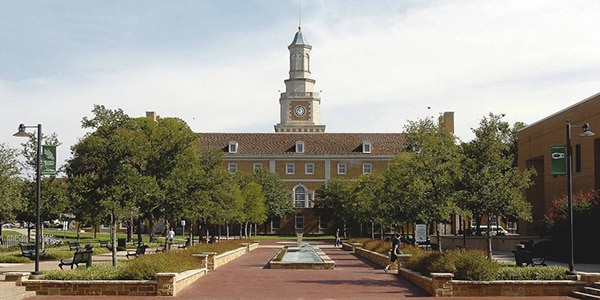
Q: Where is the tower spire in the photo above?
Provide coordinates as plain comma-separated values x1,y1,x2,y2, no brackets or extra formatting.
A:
298,4,302,30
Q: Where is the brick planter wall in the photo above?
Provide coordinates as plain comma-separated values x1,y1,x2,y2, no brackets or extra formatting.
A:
344,242,591,297
17,243,258,297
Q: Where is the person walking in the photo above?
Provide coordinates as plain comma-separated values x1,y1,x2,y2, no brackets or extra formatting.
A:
384,233,402,273
334,228,341,247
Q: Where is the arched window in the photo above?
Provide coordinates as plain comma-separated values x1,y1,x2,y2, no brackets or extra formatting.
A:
294,186,306,208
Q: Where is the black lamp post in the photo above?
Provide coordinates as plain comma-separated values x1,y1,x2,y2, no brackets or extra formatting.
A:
565,120,595,275
13,123,42,276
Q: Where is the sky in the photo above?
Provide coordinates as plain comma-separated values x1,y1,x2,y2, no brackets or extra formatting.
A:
2,0,600,169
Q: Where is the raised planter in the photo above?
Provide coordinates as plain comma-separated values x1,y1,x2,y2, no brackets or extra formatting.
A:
14,242,258,297
342,242,593,297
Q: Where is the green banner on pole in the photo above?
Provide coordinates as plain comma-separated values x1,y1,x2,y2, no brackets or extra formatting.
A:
41,145,56,175
550,145,566,175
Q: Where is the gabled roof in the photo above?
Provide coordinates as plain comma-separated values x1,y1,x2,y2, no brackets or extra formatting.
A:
200,133,405,156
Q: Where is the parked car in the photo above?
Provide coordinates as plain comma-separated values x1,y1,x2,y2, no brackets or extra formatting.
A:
2,223,14,228
469,225,509,236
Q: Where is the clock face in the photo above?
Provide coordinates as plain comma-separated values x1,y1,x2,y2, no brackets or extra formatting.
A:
294,105,306,117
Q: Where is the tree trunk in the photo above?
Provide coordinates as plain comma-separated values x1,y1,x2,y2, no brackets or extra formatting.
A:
110,211,118,267
136,217,143,246
436,222,442,253
148,213,155,242
486,217,493,259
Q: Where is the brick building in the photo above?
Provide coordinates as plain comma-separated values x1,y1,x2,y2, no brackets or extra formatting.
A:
518,92,600,235
198,26,412,234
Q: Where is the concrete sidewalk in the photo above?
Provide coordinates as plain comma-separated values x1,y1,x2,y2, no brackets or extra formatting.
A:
9,240,583,300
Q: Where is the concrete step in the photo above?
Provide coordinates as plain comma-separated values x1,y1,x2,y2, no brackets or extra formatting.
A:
583,286,600,296
573,291,600,300
0,282,36,300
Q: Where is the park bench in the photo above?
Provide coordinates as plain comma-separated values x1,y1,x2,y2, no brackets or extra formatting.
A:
67,241,80,251
177,238,191,249
126,244,149,259
18,243,46,258
59,248,93,270
99,240,110,250
513,243,546,267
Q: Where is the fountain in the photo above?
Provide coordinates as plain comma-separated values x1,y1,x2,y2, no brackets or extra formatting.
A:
269,243,335,269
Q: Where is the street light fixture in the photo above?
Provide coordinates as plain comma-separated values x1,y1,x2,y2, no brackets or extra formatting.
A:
13,123,42,276
565,120,595,275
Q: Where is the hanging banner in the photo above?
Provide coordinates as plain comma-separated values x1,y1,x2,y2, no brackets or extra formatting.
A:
550,145,566,175
41,145,57,175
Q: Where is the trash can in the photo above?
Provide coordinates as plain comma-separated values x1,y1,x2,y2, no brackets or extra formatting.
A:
117,238,126,251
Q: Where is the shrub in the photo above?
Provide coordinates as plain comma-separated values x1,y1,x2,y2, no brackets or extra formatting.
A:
0,255,30,263
404,251,442,275
120,250,200,280
444,249,498,281
405,248,499,281
43,263,121,280
496,265,567,280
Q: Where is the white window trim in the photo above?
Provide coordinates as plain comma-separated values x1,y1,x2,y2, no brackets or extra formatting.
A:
228,141,238,153
253,163,263,173
305,163,314,175
337,163,347,175
363,163,372,174
286,163,295,174
296,141,305,153
363,141,372,154
228,163,237,173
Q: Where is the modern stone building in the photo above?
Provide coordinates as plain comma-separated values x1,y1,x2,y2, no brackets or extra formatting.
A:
518,92,600,235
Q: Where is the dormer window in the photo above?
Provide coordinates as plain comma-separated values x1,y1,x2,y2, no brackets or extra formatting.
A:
228,141,238,153
363,141,372,154
296,141,304,153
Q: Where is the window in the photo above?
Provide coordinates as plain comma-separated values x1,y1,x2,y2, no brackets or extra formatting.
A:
296,141,304,153
253,163,263,173
294,186,306,208
228,163,237,173
337,163,346,174
307,192,314,208
363,141,372,153
228,141,238,153
305,163,314,174
272,217,280,232
363,163,372,174
286,163,295,174
295,214,304,231
319,215,330,231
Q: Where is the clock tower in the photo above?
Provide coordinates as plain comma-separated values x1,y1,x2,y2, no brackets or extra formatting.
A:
275,26,326,133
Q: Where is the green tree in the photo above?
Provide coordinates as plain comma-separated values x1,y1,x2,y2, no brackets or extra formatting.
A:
253,168,293,233
353,173,388,238
458,113,534,257
392,118,463,251
67,105,144,266
234,172,267,237
315,178,355,228
0,143,24,237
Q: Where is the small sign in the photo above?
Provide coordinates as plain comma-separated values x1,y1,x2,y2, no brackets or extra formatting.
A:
415,224,427,243
41,145,56,175
550,145,566,175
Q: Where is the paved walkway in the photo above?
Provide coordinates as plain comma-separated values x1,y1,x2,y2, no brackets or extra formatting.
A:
0,240,589,299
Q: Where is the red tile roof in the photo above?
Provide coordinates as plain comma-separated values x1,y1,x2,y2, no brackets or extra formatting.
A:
199,133,406,156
